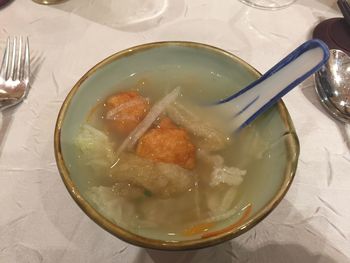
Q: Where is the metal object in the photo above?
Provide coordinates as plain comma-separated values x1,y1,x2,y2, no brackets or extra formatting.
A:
315,49,350,123
0,37,30,111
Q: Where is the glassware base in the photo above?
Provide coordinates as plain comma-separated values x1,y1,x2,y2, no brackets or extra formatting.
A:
239,0,296,10
32,0,67,5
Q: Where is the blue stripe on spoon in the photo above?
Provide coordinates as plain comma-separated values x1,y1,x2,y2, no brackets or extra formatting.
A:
215,39,330,132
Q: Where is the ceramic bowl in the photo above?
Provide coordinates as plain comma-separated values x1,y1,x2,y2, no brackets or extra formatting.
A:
54,42,299,250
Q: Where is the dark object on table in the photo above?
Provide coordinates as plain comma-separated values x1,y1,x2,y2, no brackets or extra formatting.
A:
313,18,350,56
338,0,350,26
0,0,12,8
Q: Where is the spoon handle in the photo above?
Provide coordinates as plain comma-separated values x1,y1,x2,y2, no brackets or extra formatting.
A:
216,39,330,132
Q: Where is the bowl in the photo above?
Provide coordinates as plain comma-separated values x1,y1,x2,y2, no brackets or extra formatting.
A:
54,42,299,250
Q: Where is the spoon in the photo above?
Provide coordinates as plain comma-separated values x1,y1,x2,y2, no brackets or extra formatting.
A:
212,39,330,132
315,49,350,139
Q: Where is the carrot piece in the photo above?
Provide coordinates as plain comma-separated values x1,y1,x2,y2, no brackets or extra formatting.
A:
183,222,214,236
201,204,252,239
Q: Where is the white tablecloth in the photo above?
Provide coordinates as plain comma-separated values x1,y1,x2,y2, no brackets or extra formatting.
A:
1,0,349,262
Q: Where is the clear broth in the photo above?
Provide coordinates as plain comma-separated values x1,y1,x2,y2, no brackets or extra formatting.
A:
73,67,267,240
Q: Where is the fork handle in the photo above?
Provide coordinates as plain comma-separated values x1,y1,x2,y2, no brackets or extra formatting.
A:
216,39,330,131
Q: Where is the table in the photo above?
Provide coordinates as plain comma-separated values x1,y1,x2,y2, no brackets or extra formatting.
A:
0,0,349,262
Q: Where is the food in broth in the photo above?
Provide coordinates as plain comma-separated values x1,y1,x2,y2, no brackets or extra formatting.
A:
74,80,254,240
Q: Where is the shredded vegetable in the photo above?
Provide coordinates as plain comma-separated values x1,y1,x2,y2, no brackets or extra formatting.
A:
86,101,103,123
201,203,252,238
75,124,115,172
210,166,246,187
166,102,228,151
106,98,149,120
183,222,214,236
115,86,181,156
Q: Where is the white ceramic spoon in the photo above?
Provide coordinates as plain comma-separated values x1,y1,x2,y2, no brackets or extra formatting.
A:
212,39,330,132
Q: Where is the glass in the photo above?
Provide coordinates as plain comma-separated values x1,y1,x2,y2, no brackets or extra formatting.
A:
32,0,67,4
239,0,296,10
51,0,178,32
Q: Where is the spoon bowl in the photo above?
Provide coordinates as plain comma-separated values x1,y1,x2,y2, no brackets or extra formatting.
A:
315,49,350,123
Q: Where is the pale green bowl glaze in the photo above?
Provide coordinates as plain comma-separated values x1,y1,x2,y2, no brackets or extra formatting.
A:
54,42,299,250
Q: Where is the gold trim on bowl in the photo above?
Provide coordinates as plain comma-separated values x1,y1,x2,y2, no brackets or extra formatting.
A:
54,41,300,250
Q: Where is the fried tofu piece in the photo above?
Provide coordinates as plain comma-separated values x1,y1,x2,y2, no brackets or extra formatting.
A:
104,91,150,134
136,118,196,170
110,153,194,198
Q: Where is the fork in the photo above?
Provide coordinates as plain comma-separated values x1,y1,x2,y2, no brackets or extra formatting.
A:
0,37,30,128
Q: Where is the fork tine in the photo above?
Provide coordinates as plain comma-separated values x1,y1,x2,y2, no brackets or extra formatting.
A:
8,37,17,80
23,37,30,83
14,36,23,81
0,37,10,79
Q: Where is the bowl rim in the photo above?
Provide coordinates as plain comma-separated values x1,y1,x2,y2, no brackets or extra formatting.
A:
54,41,300,250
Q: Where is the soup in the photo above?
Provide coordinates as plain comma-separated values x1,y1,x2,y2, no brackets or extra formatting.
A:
73,72,266,241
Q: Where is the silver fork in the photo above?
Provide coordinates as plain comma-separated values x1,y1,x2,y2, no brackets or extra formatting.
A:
0,37,30,111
